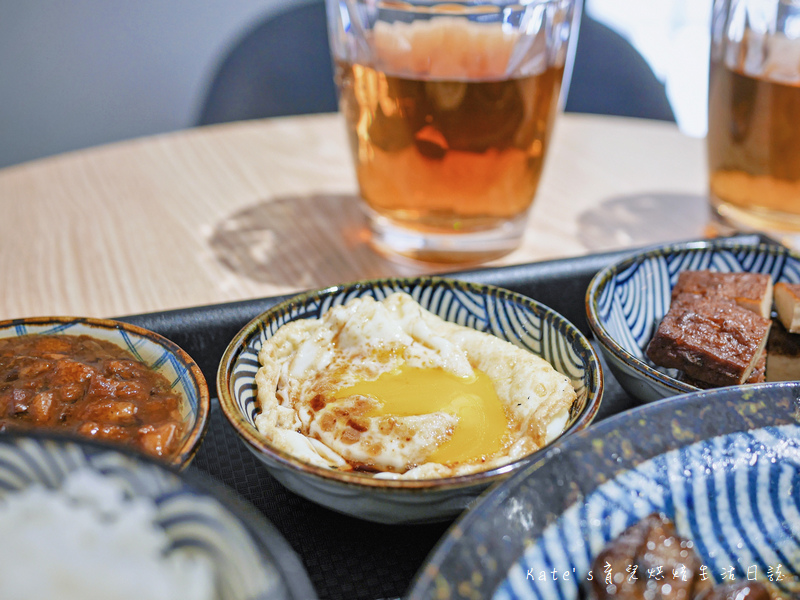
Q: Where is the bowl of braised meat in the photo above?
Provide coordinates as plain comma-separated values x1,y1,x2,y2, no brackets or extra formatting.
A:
0,316,209,467
406,381,800,599
585,238,800,403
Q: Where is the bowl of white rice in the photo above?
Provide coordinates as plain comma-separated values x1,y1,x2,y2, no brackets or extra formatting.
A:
0,430,317,600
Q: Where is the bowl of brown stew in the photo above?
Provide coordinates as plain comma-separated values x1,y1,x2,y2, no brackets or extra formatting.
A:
0,316,210,467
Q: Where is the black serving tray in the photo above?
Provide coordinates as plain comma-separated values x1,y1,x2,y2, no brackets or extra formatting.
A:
116,233,769,600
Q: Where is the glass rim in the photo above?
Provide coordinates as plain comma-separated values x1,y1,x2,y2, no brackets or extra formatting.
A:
342,0,575,12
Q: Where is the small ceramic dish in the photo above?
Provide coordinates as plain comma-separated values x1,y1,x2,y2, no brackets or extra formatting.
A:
0,430,317,600
0,316,210,467
585,239,800,404
217,277,603,524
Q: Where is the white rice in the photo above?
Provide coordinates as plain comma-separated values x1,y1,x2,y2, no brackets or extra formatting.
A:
0,468,215,600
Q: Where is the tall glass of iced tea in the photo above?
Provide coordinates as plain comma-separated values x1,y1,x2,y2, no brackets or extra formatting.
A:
708,0,800,239
326,0,577,264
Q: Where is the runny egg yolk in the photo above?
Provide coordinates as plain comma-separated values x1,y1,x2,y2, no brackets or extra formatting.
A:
333,364,510,466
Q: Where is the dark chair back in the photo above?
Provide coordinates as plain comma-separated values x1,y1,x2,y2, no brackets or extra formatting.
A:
197,1,674,124
565,10,675,121
198,1,337,124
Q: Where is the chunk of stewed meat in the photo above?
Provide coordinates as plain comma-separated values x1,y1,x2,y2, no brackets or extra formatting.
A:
590,513,709,600
694,581,772,600
0,334,188,459
588,514,778,600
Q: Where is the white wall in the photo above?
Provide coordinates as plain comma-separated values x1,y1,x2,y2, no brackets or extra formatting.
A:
587,0,711,138
0,0,297,168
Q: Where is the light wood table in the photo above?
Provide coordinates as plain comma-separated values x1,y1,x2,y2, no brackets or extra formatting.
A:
0,112,708,321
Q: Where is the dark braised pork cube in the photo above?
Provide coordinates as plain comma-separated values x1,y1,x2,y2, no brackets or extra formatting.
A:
636,515,704,600
646,293,771,388
138,423,179,457
671,271,773,318
693,580,772,600
589,513,708,600
29,335,73,356
590,515,655,598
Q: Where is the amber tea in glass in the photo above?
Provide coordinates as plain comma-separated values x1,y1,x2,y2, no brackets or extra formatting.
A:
708,0,800,236
327,1,576,264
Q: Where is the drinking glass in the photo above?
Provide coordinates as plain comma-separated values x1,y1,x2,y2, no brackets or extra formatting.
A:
708,0,800,240
326,0,577,264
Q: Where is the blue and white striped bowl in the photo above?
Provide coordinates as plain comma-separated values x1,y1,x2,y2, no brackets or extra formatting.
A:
586,239,800,403
217,277,603,524
406,381,800,600
0,316,210,467
0,430,317,600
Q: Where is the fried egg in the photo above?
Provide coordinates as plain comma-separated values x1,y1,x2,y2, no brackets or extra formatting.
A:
254,292,575,479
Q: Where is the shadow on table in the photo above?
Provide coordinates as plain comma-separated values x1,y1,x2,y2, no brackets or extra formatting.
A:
209,192,711,288
209,193,440,288
576,192,710,252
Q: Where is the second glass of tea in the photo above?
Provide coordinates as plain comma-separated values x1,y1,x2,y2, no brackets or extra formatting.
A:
326,0,577,264
708,0,800,242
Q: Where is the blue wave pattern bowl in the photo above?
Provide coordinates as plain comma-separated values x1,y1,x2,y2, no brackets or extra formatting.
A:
0,316,210,467
497,423,800,599
586,239,800,403
406,381,800,600
218,277,603,524
0,431,317,600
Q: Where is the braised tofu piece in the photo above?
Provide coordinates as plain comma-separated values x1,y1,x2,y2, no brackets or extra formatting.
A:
766,318,800,382
773,282,800,333
747,350,766,383
680,350,766,388
646,293,771,387
671,271,773,318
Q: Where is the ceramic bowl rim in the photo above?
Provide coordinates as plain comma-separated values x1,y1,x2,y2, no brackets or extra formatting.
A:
217,276,603,492
584,239,799,396
0,315,211,468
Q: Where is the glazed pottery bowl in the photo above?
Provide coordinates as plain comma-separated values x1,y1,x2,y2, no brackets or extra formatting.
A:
585,239,800,403
0,316,210,467
0,430,317,600
217,277,603,524
406,381,800,599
